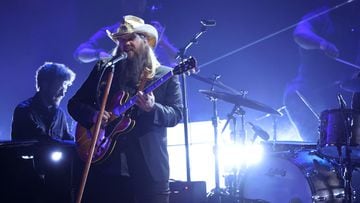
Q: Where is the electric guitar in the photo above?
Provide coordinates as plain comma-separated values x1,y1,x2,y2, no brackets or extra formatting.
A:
75,56,197,163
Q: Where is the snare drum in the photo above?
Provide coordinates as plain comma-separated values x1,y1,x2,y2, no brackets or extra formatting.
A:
240,150,346,203
319,109,360,161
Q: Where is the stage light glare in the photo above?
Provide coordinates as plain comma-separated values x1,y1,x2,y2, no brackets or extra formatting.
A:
243,143,264,165
220,143,264,170
50,151,63,162
220,143,242,169
21,155,34,160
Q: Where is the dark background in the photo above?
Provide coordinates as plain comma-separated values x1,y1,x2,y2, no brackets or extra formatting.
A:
0,0,327,140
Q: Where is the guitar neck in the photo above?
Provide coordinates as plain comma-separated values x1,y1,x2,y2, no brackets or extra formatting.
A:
118,70,174,115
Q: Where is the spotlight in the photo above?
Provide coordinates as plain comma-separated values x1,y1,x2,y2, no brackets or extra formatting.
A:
50,151,63,162
21,155,34,160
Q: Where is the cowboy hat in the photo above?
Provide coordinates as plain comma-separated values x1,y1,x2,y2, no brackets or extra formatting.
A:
107,15,158,48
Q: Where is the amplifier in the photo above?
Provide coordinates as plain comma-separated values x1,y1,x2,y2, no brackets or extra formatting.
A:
170,181,207,203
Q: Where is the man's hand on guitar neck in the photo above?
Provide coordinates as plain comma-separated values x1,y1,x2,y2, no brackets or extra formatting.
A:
136,91,155,112
92,110,112,126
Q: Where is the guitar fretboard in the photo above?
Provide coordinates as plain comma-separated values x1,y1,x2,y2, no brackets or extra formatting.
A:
117,70,174,115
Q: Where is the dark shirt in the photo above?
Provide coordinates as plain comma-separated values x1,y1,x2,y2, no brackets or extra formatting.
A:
11,92,74,142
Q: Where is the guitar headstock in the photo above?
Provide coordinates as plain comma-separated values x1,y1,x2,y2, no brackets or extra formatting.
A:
173,56,197,75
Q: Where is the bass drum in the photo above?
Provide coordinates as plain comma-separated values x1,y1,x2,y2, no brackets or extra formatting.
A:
240,150,346,203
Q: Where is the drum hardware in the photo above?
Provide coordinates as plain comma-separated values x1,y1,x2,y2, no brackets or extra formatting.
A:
256,106,286,141
200,75,233,203
247,122,270,143
241,150,347,203
191,74,244,95
221,104,247,202
304,167,318,178
256,106,286,153
221,104,246,144
318,94,358,202
339,101,355,203
318,108,360,161
199,90,281,116
261,141,317,156
199,88,281,147
200,89,284,202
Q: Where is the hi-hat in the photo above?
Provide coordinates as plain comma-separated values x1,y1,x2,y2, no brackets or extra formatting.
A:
199,90,281,115
341,78,360,92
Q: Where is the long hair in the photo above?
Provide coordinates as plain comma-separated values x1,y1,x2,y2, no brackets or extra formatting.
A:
143,45,160,79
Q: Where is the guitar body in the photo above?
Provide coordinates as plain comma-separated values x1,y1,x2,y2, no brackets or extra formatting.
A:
75,90,135,163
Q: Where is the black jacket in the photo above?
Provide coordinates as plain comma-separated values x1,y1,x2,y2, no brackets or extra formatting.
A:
68,61,183,181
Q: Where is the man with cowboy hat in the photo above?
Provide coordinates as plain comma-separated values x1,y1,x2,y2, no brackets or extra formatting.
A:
68,15,183,203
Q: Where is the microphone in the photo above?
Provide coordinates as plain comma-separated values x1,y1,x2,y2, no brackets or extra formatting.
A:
200,19,216,27
105,52,128,68
248,122,270,141
337,93,347,109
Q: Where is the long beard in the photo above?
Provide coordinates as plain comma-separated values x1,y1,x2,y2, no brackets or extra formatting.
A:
116,46,151,88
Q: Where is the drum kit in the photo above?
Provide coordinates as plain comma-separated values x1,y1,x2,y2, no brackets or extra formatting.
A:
196,75,360,203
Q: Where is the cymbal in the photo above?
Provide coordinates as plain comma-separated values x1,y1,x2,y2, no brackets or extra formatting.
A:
341,78,360,92
191,74,241,94
199,90,281,115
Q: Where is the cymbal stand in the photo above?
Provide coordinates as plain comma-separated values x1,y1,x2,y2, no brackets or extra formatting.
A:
270,115,280,152
221,91,247,144
238,107,246,145
221,105,245,144
219,93,248,202
221,104,245,200
207,75,229,203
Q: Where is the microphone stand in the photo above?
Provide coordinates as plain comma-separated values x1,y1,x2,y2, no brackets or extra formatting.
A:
221,105,241,134
76,65,115,203
176,23,210,182
76,55,126,203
